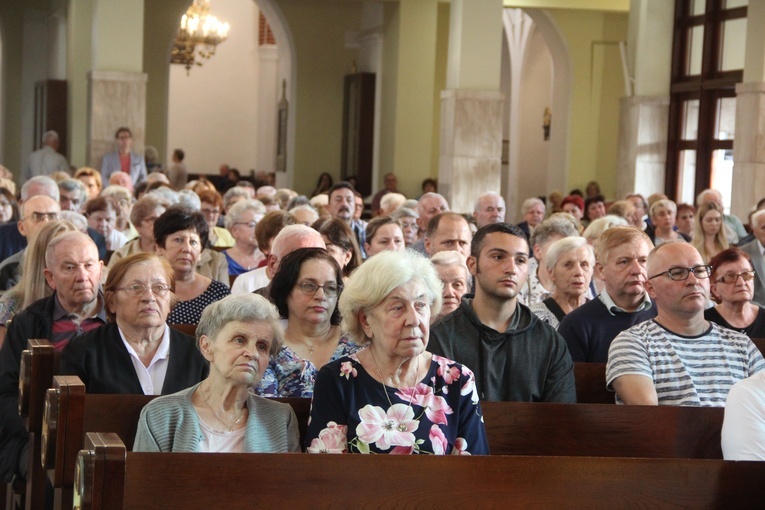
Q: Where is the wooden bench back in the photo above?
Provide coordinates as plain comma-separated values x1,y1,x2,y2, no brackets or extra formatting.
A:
573,362,612,404
43,378,311,510
481,401,724,458
74,432,765,509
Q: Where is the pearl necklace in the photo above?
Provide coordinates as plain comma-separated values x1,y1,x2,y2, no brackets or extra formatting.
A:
202,388,246,433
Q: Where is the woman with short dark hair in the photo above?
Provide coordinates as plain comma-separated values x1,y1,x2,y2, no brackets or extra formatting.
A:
154,206,230,324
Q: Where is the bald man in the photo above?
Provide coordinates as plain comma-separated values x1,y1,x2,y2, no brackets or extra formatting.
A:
606,241,764,406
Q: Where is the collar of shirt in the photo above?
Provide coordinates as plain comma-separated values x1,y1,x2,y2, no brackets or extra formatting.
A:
52,291,107,322
119,325,171,369
598,288,652,316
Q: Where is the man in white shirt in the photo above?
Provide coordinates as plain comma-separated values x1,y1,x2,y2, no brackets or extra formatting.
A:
24,131,69,179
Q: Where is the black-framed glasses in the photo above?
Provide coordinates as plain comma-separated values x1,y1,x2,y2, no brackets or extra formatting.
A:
201,208,220,216
296,281,340,298
716,270,756,284
114,283,172,298
648,265,712,281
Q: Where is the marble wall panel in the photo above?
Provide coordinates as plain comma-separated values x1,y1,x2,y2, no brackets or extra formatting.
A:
87,70,147,168
616,95,668,198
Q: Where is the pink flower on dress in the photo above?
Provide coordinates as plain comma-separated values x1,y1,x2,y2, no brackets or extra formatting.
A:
451,437,471,455
437,359,461,384
356,403,418,450
339,361,357,380
390,445,415,455
429,425,448,455
397,383,453,425
307,422,348,454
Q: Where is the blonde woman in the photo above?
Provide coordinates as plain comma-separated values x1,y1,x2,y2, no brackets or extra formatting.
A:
0,220,78,348
692,202,729,264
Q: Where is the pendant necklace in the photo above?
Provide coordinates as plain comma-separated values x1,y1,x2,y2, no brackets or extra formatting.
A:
202,388,245,433
369,349,419,413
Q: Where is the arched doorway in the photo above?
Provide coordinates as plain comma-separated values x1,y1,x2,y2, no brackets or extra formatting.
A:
501,8,571,216
165,0,295,185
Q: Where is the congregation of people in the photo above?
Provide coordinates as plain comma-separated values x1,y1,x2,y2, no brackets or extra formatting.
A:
5,127,765,485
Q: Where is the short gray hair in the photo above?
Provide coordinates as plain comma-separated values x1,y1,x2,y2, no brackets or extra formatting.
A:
101,185,132,203
582,215,629,243
177,189,202,211
21,176,59,202
544,236,594,272
58,178,87,199
380,192,407,213
223,187,250,210
474,191,504,213
529,215,579,249
339,250,443,344
45,230,97,269
224,199,266,230
391,207,419,220
521,197,545,216
752,209,765,229
42,130,59,144
696,189,722,208
196,293,284,357
430,250,471,287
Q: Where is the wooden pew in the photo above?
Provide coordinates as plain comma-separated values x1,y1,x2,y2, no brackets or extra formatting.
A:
42,377,311,510
481,401,724,458
573,362,612,404
168,323,197,338
9,339,56,510
74,432,765,509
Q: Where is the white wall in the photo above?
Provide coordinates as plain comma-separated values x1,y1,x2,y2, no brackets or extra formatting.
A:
167,0,279,177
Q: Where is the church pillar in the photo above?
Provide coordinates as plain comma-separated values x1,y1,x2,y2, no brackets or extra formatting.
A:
731,0,765,219
615,0,673,199
439,0,503,214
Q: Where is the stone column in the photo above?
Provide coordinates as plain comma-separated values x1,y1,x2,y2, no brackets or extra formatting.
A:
732,83,765,219
731,1,765,219
87,71,147,168
439,0,503,214
616,96,669,199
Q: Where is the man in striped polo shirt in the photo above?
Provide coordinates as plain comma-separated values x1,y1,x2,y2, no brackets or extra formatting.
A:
606,241,765,406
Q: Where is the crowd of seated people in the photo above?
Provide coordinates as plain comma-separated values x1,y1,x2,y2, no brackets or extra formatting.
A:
4,150,765,485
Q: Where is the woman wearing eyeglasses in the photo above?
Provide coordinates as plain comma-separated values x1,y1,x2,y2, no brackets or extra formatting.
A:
60,252,208,394
705,248,765,338
256,247,362,398
222,199,267,276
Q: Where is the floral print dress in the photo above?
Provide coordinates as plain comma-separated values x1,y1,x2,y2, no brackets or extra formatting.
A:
305,353,489,455
256,336,363,398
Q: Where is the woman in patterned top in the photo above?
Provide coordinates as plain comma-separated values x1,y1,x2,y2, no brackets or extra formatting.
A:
305,250,488,455
154,206,230,325
257,247,362,397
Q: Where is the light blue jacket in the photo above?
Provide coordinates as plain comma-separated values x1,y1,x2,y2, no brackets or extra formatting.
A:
100,150,147,185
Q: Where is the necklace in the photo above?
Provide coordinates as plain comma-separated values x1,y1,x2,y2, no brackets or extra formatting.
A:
369,349,420,412
201,388,246,433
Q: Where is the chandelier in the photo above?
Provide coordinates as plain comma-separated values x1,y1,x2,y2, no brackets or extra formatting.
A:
171,0,230,74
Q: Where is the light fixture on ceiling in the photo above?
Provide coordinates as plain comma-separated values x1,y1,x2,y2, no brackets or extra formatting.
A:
171,0,230,75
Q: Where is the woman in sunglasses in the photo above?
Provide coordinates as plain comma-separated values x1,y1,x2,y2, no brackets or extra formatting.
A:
256,247,362,398
706,248,765,338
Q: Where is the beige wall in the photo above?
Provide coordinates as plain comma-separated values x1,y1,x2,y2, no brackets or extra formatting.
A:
548,9,628,199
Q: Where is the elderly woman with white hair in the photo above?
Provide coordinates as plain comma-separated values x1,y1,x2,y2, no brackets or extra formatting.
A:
430,250,470,320
530,236,595,329
305,250,488,455
223,199,267,276
649,199,688,246
133,293,300,453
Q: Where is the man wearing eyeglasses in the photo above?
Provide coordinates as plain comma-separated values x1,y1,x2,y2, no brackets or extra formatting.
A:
0,195,61,289
606,241,765,406
0,231,105,484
